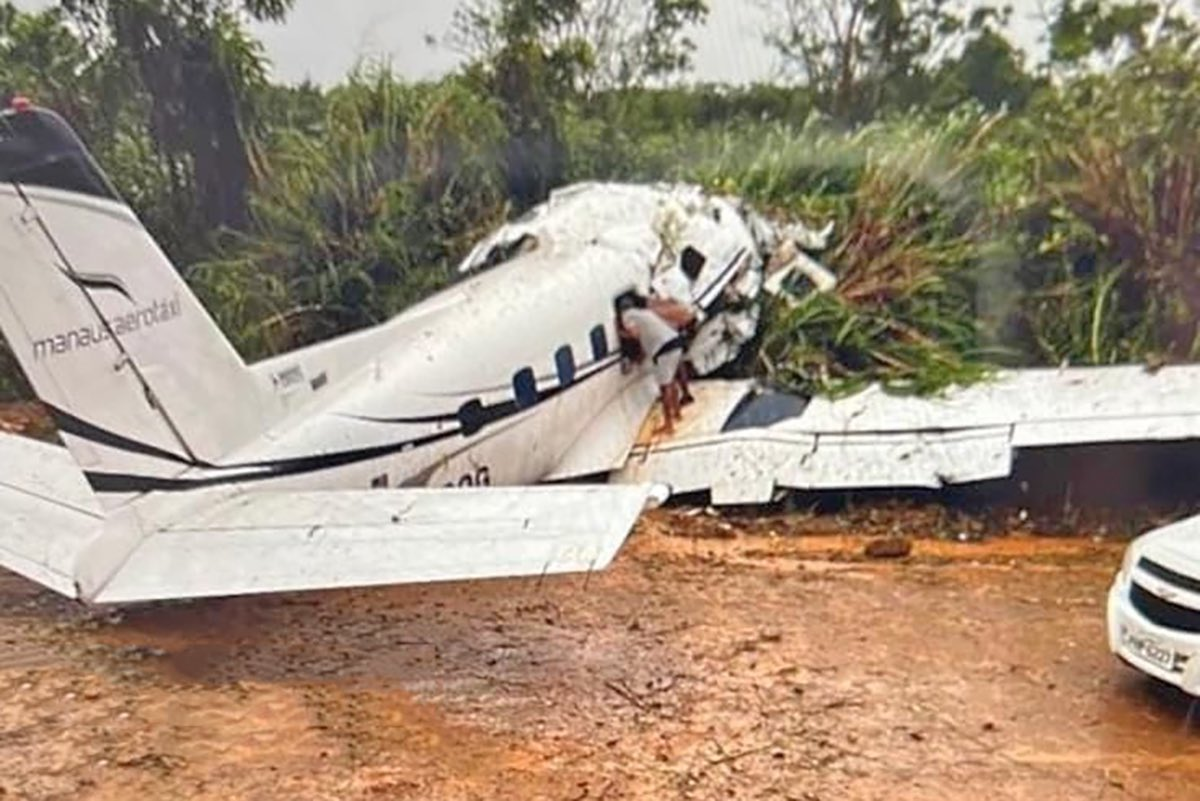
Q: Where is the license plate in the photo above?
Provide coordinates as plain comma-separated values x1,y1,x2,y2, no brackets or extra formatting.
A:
1123,627,1177,671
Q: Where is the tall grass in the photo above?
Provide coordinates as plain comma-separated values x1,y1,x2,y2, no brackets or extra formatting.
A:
1013,45,1200,367
189,68,511,360
4,48,1199,401
0,342,30,402
672,107,1017,395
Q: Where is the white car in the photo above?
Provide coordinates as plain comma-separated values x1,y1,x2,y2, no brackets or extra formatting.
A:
1108,516,1200,695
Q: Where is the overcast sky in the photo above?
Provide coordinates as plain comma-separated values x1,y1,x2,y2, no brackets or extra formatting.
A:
15,0,1052,86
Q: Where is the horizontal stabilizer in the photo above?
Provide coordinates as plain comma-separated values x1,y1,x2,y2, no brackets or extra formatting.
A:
0,432,102,597
90,484,665,604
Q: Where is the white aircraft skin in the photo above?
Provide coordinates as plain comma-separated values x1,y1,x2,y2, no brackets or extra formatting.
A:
4,103,1200,702
0,102,768,604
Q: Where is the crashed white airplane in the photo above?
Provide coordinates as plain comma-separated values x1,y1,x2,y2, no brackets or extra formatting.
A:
0,101,815,604
3,100,1200,695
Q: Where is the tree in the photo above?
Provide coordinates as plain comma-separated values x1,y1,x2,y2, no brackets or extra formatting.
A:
1,3,85,107
448,0,708,205
0,2,131,144
929,19,1041,111
450,1,573,206
1043,0,1198,73
759,0,1015,122
449,0,708,95
1019,44,1200,362
62,0,294,240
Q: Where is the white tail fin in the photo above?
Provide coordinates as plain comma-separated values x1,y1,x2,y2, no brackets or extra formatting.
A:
0,104,264,508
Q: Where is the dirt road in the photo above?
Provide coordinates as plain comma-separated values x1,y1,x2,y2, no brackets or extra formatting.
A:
1,508,1197,801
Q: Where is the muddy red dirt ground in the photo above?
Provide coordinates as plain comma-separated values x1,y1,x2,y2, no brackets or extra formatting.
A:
2,509,1199,800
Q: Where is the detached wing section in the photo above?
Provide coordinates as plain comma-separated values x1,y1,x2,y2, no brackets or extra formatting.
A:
91,484,664,604
616,365,1200,505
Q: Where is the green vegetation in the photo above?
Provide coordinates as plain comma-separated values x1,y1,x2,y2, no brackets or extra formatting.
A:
2,0,1198,399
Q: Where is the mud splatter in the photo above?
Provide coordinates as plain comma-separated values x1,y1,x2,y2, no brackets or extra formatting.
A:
0,511,1196,800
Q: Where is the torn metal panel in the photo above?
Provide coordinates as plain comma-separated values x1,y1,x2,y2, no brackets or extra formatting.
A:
455,181,833,383
615,364,1200,504
545,372,660,482
791,365,1200,441
621,427,1013,504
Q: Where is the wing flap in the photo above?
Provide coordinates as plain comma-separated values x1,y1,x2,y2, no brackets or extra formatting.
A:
622,368,1200,504
545,375,659,481
90,484,663,604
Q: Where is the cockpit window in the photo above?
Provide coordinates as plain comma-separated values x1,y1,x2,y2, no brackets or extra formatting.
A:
478,233,539,271
681,246,707,281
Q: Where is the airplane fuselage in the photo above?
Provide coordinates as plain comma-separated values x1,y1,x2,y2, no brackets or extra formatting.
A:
0,102,766,523
226,234,656,497
106,190,763,519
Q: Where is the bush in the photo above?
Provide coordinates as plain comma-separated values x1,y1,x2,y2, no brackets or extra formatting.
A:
689,108,1015,395
1013,45,1200,366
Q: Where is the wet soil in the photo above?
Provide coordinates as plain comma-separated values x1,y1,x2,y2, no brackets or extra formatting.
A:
1,509,1198,801
0,402,55,441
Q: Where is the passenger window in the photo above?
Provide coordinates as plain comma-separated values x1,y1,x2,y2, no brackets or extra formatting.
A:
590,325,608,360
555,346,576,386
513,368,537,409
457,399,486,436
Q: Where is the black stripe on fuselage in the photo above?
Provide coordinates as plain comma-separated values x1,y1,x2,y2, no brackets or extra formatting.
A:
49,404,212,468
342,355,612,425
344,410,458,425
83,426,463,494
76,354,624,494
